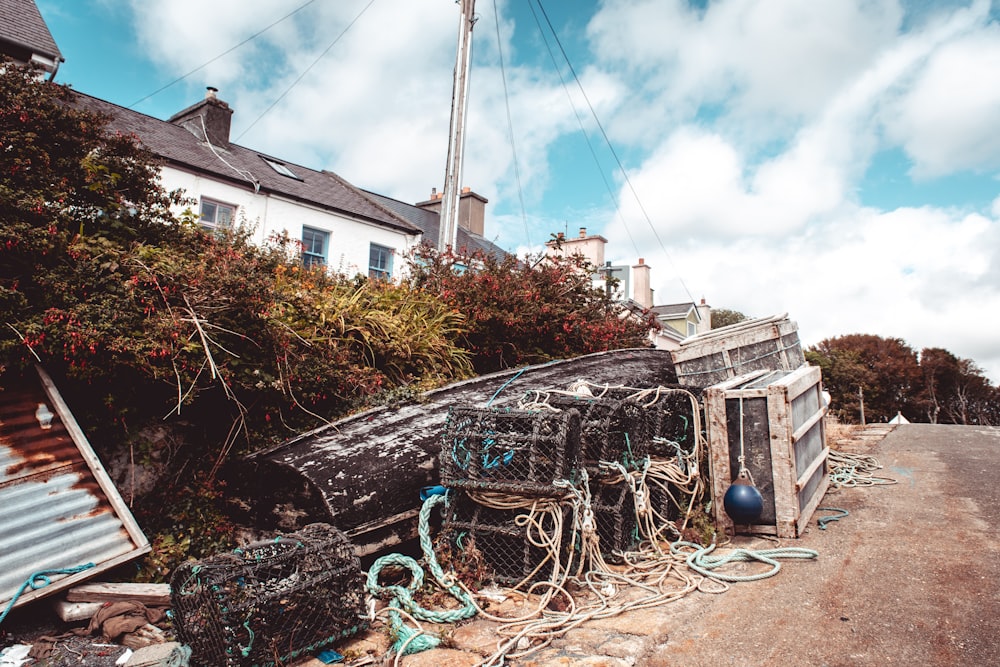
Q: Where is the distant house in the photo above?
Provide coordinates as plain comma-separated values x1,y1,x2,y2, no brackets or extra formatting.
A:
650,300,712,350
0,0,63,78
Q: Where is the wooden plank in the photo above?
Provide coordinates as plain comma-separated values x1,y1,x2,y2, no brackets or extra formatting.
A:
797,470,830,536
52,599,104,623
766,382,798,539
791,406,827,444
66,582,171,606
704,385,735,537
795,447,829,492
36,365,150,551
781,365,822,403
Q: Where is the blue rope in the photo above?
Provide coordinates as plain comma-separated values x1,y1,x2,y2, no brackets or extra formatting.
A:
485,367,528,407
817,507,850,530
0,563,96,627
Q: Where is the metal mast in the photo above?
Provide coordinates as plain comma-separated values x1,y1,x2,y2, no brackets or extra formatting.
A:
438,0,476,251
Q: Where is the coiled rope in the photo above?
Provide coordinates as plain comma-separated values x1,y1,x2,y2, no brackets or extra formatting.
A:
677,542,819,582
828,450,896,487
366,494,477,657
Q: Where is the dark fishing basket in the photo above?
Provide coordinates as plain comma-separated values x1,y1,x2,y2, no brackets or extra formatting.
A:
440,406,582,497
545,395,653,476
170,523,366,667
441,490,571,588
589,479,641,560
587,385,703,458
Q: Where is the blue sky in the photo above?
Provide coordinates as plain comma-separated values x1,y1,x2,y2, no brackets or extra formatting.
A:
37,0,1000,384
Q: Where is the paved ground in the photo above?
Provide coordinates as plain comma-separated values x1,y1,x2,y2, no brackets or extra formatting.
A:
324,423,1000,667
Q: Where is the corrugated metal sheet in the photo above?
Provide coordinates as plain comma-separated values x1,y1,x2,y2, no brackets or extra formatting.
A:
0,366,150,610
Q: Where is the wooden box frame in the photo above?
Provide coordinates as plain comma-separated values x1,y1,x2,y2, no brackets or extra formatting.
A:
705,366,829,538
671,314,805,387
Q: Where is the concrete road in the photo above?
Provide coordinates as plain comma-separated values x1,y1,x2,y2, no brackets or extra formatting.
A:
645,424,1000,667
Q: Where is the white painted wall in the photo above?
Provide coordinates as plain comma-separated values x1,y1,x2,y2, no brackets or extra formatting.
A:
159,166,420,278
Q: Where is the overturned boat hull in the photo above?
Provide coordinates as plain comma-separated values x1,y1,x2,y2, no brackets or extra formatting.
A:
232,348,678,555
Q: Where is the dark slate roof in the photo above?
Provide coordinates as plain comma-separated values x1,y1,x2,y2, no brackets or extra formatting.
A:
69,92,420,235
651,302,699,320
0,0,62,63
363,190,510,260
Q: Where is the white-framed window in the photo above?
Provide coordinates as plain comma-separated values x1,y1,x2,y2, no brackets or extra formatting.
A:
200,198,235,229
261,156,300,179
369,243,393,280
687,320,697,337
302,227,329,268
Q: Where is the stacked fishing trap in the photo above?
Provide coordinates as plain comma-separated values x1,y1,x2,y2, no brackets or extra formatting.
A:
438,382,705,587
170,523,367,667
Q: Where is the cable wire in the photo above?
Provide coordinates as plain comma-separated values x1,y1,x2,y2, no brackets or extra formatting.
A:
491,0,531,246
235,0,378,143
535,0,696,303
128,0,320,109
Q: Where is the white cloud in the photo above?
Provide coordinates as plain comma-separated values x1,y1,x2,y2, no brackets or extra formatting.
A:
884,22,1000,177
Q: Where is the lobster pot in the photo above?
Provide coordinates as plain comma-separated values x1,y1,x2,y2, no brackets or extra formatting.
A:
577,385,703,459
441,490,571,587
589,479,640,560
546,395,653,477
441,407,582,496
705,366,829,538
671,314,805,388
170,523,366,667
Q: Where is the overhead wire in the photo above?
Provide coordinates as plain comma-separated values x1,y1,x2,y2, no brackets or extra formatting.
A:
127,0,321,109
491,0,531,247
525,0,641,258
534,0,697,304
235,0,378,142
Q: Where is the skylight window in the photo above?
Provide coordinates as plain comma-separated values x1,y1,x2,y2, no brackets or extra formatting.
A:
261,156,300,179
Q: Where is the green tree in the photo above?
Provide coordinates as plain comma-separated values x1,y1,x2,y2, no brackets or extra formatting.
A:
807,334,921,423
920,347,998,425
710,308,749,329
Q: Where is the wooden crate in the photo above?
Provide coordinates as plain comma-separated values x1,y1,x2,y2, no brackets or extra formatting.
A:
705,366,829,538
671,314,805,387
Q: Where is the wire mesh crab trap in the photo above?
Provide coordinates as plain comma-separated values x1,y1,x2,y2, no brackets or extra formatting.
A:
440,406,582,496
170,523,367,667
545,395,653,477
580,385,703,459
441,490,572,587
589,479,641,561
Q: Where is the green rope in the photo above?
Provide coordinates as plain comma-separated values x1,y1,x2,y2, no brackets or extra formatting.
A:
816,507,850,530
0,563,96,627
674,541,818,582
365,494,477,655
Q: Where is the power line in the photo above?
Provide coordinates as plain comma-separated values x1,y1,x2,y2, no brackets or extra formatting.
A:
235,0,377,143
535,0,696,304
526,0,640,258
492,0,531,247
128,0,320,109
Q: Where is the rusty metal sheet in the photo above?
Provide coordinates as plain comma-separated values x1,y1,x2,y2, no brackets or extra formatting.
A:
0,366,150,610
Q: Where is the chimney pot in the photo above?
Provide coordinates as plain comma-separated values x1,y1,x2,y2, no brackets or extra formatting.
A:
579,227,587,238
638,257,645,265
206,86,218,99
462,186,470,193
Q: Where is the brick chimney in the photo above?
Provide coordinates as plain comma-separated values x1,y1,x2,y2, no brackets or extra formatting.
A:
415,187,488,236
169,87,234,147
632,258,652,308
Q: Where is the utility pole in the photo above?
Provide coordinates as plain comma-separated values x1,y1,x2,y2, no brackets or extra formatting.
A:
438,0,476,251
858,386,866,426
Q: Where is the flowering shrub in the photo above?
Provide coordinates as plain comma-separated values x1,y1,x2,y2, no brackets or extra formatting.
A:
406,244,655,374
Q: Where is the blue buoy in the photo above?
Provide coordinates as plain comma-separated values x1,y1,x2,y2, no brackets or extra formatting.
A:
724,476,764,525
